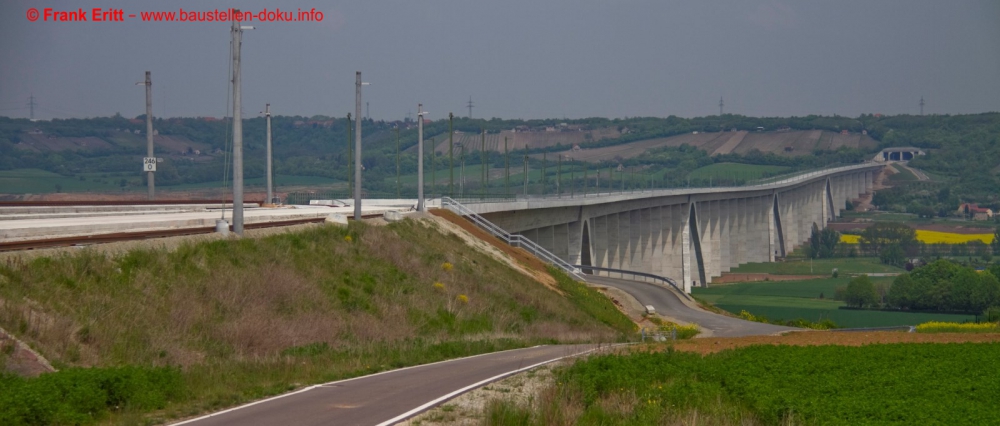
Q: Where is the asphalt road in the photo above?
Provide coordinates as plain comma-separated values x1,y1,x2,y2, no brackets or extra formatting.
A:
172,344,609,426
586,276,797,337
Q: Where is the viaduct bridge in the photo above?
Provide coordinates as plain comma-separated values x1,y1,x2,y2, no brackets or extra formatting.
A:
456,163,883,293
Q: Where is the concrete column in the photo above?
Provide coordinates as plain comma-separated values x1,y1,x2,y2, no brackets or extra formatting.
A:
593,215,608,273
736,198,747,265
607,213,620,270
768,194,777,261
754,196,769,262
643,206,663,282
667,204,682,281
620,211,634,271
629,209,642,275
567,220,583,265
712,201,723,279
719,200,731,273
553,223,569,263
681,203,694,292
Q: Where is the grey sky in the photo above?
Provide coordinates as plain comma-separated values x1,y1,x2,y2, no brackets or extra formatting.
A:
1,0,998,121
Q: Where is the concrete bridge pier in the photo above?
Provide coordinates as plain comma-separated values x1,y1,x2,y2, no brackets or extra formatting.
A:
471,164,883,293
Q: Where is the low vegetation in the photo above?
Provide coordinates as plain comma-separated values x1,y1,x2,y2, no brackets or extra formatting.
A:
0,219,633,424
693,277,977,328
482,343,1000,425
915,321,1000,333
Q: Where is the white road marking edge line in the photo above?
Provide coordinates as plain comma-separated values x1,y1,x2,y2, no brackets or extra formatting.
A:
375,344,621,426
169,344,544,425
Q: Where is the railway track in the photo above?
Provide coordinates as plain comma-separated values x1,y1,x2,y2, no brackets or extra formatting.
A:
0,213,382,252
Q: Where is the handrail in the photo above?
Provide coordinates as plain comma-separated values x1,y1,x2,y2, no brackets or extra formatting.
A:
441,197,585,280
572,265,693,301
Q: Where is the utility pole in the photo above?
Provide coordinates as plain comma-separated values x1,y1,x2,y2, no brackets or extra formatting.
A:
719,97,724,116
504,137,509,196
143,71,154,200
920,96,925,116
570,158,574,198
354,72,368,220
265,103,273,204
347,113,352,198
541,152,546,196
449,113,454,197
28,94,36,120
460,144,466,197
230,16,253,235
416,104,427,211
395,126,400,197
481,129,486,198
523,146,528,196
467,96,474,118
557,154,562,198
430,137,436,196
366,101,369,120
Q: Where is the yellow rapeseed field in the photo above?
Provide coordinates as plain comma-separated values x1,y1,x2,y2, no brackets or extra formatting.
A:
915,321,1000,333
840,230,994,244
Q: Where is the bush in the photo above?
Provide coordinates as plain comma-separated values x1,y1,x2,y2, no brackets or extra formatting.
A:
844,275,879,308
0,366,183,426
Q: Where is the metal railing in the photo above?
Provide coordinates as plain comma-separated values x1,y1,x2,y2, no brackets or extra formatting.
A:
441,197,585,280
456,162,882,204
572,265,693,301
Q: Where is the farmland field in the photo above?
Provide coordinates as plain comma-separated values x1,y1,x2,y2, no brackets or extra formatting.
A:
693,277,975,327
841,229,994,244
497,343,1000,425
727,257,901,275
687,163,790,180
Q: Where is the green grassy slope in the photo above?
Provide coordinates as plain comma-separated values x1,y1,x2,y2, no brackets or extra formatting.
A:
0,218,633,424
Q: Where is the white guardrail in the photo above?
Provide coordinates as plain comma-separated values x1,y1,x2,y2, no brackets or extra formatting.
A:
441,197,585,280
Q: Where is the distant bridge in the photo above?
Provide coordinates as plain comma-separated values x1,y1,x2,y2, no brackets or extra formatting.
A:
875,147,925,162
457,163,882,293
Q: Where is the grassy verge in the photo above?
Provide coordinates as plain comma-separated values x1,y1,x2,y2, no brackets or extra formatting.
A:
549,267,636,337
483,343,1000,425
0,219,628,424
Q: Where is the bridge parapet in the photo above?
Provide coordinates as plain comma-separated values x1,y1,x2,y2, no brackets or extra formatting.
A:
454,163,882,292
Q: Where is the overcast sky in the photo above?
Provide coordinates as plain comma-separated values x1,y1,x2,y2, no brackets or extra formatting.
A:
1,0,998,121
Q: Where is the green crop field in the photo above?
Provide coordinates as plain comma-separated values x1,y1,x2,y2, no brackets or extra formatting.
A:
488,344,1000,425
0,168,123,193
693,277,975,327
688,163,790,180
727,257,902,275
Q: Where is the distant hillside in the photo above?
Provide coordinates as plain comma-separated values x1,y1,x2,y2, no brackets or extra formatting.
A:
536,130,878,163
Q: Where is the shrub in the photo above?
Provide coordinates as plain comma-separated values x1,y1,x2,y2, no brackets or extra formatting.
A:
0,366,183,426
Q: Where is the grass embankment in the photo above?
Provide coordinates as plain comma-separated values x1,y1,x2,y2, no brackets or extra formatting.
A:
0,219,634,425
693,278,976,328
484,343,1000,425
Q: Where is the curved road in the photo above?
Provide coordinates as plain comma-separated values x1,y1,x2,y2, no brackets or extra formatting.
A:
586,275,796,337
171,278,790,425
171,344,611,426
